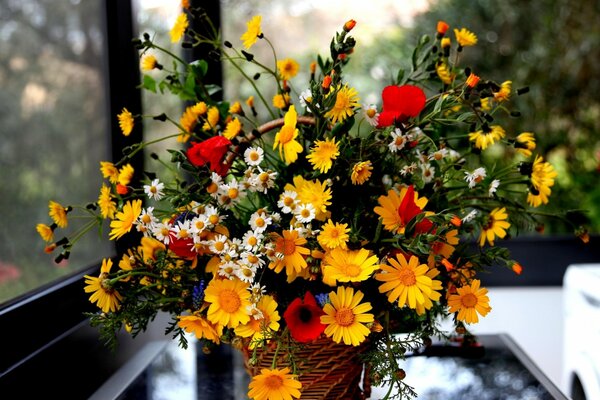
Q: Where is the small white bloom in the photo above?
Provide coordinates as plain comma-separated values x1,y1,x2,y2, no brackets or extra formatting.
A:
464,167,487,188
144,179,165,201
462,209,478,223
294,203,316,223
209,234,230,255
242,230,264,251
421,163,436,184
244,146,264,166
407,126,424,141
299,89,314,108
240,251,265,268
363,103,379,127
277,190,299,214
382,174,393,187
248,283,266,298
400,162,418,177
189,214,209,235
235,263,257,283
218,261,238,279
246,304,264,320
388,128,408,153
135,207,157,237
171,220,193,240
429,148,449,161
250,168,277,194
249,210,272,232
152,221,173,245
488,179,500,197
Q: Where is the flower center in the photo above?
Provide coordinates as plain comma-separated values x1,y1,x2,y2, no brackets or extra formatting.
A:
284,197,295,207
214,241,225,252
209,215,219,225
249,151,260,161
247,254,259,264
301,209,311,218
259,172,269,182
248,236,258,247
344,263,361,277
178,229,189,239
366,109,377,118
150,186,158,194
207,182,218,194
335,307,355,327
255,217,265,227
282,238,296,256
399,269,417,286
461,293,478,308
195,220,205,230
142,214,152,224
228,188,239,199
219,289,241,313
264,375,284,390
299,307,313,323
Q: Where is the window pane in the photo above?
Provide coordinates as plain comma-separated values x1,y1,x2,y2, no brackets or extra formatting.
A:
0,0,111,305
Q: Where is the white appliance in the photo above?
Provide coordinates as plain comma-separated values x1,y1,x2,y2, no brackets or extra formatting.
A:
563,264,600,400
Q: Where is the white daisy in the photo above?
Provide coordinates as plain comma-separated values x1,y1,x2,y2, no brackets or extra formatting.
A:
294,203,316,223
189,214,210,235
209,234,230,255
249,210,272,232
388,128,408,153
363,103,380,127
135,207,157,237
429,148,449,161
218,261,239,279
203,205,223,227
242,230,264,251
144,178,165,201
244,146,264,166
400,162,418,177
241,251,265,268
488,179,501,197
235,263,257,283
421,163,436,184
171,220,192,240
151,221,173,245
250,168,277,193
462,209,478,223
277,190,299,214
464,167,487,188
246,304,264,320
299,88,315,109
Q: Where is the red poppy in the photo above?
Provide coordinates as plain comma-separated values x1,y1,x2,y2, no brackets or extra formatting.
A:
169,235,196,259
283,291,326,343
398,185,434,234
377,85,426,128
186,136,232,176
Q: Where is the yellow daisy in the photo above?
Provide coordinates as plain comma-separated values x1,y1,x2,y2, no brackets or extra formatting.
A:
415,268,443,315
248,367,302,400
36,223,54,242
468,125,506,150
204,278,251,328
478,207,510,247
494,81,512,102
454,27,478,47
84,258,122,313
118,163,134,186
317,219,350,250
375,253,438,309
321,286,374,346
273,105,303,164
447,279,492,324
100,161,119,184
223,117,242,140
324,85,360,124
515,132,536,157
272,93,290,109
170,13,188,43
322,247,380,284
234,295,280,349
49,200,68,228
240,15,262,49
202,106,220,131
178,314,223,344
141,54,158,71
98,184,116,219
286,176,332,221
351,161,373,185
436,62,454,85
527,155,557,207
109,199,142,240
307,137,339,173
277,58,300,80
117,108,134,136
269,229,310,275
374,187,428,234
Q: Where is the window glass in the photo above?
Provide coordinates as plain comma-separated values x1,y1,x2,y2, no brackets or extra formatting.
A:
0,0,111,304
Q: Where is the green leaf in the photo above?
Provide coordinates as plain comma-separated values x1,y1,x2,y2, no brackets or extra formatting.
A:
190,59,208,79
396,69,405,85
141,74,156,93
205,84,223,96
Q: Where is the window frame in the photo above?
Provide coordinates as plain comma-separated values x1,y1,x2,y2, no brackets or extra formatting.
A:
0,0,142,382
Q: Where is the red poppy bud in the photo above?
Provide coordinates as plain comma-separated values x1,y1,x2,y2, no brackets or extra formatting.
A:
466,73,480,88
186,136,232,176
512,262,523,275
343,19,357,32
310,61,317,74
116,184,129,195
437,21,450,35
322,75,332,90
377,85,426,128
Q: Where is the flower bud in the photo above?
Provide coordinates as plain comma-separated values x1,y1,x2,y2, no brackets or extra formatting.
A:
466,73,480,88
343,19,357,32
437,21,450,36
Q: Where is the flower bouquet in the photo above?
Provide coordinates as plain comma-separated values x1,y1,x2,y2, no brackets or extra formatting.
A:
38,6,570,400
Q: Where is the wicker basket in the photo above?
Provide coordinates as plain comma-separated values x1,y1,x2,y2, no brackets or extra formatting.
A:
244,336,369,399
